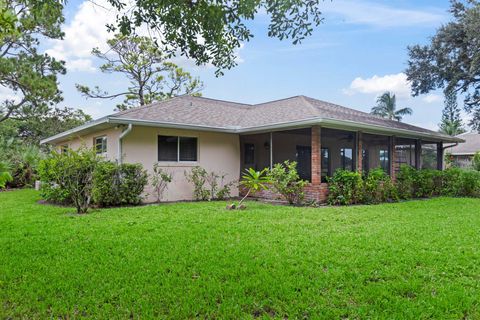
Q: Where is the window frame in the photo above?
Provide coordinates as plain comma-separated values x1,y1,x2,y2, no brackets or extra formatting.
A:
157,135,198,163
94,136,107,155
321,147,330,183
379,149,390,173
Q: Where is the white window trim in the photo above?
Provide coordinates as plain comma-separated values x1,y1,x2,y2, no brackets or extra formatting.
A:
94,135,108,156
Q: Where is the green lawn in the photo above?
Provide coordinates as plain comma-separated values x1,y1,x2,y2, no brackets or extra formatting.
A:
1,190,480,319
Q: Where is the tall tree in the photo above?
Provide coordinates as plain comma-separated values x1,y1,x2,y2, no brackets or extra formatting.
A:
0,0,66,124
370,92,413,121
76,35,203,111
406,0,480,131
104,0,324,75
439,90,466,136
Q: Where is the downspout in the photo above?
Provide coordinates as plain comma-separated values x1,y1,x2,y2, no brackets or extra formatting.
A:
118,124,132,164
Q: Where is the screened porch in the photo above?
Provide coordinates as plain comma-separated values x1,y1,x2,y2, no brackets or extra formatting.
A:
239,126,444,184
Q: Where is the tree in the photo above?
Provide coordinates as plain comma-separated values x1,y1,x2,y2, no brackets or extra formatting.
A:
0,0,65,123
439,90,466,136
76,35,203,111
370,92,413,121
0,107,91,144
406,0,480,131
104,0,324,75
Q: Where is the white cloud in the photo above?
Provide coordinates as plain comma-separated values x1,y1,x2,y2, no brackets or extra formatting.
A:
46,0,117,72
322,0,446,28
0,86,19,103
422,94,442,104
344,73,411,98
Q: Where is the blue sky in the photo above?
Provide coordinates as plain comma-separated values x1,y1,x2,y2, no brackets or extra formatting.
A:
45,0,458,130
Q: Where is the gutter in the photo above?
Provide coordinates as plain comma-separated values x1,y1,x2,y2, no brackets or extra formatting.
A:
117,123,132,164
40,116,110,144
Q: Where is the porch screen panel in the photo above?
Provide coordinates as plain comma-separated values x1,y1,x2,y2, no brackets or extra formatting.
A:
361,133,390,174
239,133,271,172
394,138,416,173
321,128,356,176
421,143,438,169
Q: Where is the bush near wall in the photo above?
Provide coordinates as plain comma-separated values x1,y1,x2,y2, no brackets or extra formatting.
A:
92,162,148,207
328,165,480,206
39,149,148,211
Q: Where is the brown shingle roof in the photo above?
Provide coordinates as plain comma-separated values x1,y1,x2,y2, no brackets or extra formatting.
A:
445,133,480,155
111,95,453,139
42,95,463,144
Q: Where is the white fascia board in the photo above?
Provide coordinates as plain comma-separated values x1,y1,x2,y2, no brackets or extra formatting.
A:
40,117,110,144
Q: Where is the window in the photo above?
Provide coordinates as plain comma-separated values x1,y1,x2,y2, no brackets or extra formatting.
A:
379,149,389,173
158,135,198,162
61,145,68,154
340,148,353,170
244,143,255,164
321,147,329,182
94,136,107,155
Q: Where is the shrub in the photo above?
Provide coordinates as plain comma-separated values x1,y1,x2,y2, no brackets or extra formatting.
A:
473,152,480,171
92,162,148,207
0,137,43,188
268,160,307,205
0,161,13,189
441,167,464,196
413,169,441,198
327,169,363,205
38,148,98,214
458,170,480,197
395,165,416,199
151,164,173,203
185,166,234,201
363,168,398,204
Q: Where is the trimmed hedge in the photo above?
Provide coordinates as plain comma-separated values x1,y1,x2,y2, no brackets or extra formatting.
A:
39,149,148,210
92,162,148,207
328,165,480,205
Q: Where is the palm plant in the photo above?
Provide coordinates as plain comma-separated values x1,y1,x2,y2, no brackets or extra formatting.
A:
0,161,13,189
238,168,270,207
370,92,413,121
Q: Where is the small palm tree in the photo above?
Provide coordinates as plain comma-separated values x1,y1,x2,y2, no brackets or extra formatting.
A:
0,161,13,189
370,92,413,121
238,168,270,207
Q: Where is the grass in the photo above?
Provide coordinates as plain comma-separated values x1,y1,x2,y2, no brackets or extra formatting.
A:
1,190,480,319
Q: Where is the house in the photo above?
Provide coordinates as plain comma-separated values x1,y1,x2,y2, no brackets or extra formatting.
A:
41,95,463,203
444,132,480,168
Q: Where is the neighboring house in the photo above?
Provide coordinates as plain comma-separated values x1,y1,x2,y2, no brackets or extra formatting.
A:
444,132,480,168
41,95,462,203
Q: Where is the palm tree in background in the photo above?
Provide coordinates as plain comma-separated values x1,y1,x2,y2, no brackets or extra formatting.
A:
370,92,413,121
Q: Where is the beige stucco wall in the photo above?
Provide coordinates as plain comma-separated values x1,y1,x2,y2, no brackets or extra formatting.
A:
55,125,241,202
122,126,240,202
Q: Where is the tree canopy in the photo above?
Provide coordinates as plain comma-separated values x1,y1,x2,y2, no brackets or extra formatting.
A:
406,0,480,131
0,0,65,123
370,92,413,122
104,0,324,75
76,35,203,111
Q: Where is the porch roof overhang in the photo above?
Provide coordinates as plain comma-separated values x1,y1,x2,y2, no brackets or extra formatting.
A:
41,115,464,145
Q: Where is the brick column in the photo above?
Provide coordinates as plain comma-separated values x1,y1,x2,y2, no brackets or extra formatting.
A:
437,142,444,170
390,136,396,180
356,131,363,174
311,126,321,184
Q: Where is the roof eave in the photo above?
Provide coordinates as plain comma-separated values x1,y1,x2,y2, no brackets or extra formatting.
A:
40,117,110,144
